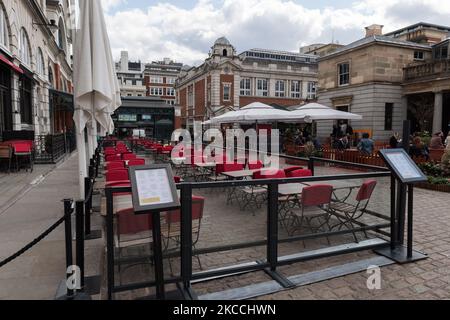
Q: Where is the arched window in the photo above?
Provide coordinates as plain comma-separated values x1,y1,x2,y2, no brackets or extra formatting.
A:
37,48,45,76
19,28,31,66
223,49,228,57
48,64,54,88
0,6,9,49
57,19,66,52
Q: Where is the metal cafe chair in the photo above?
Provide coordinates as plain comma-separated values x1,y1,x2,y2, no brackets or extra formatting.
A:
122,153,137,161
283,166,304,176
329,180,378,243
114,208,154,284
287,184,334,239
14,143,33,173
127,158,146,167
106,161,126,171
162,196,205,274
0,145,13,174
240,169,286,212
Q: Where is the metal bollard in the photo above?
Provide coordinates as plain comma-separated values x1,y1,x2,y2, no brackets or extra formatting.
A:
75,200,85,289
84,178,92,237
63,199,74,299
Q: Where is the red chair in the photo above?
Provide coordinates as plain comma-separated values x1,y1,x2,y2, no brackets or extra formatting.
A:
248,160,263,170
174,176,182,183
106,169,129,182
253,169,286,180
128,159,146,167
284,166,304,175
163,196,205,271
122,153,137,161
106,161,125,171
287,169,313,178
105,149,116,156
14,143,33,172
106,155,121,162
115,207,154,281
329,180,378,242
288,185,333,237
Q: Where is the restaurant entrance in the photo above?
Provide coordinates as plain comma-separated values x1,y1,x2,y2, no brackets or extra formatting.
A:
0,64,11,141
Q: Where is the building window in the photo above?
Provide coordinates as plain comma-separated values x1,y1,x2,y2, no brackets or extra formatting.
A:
240,78,251,96
256,79,268,97
291,81,301,98
48,65,54,88
338,62,350,86
20,77,33,125
275,80,285,97
19,28,31,66
166,77,176,84
150,76,164,84
57,19,66,52
223,83,231,101
434,45,448,60
307,82,316,99
188,86,193,107
149,87,163,96
207,84,211,103
37,48,45,76
0,8,9,49
166,88,175,96
414,51,424,61
385,103,394,131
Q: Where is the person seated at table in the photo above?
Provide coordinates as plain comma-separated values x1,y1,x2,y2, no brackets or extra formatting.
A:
430,131,445,149
389,132,400,149
445,132,450,150
336,135,350,150
410,133,429,160
357,133,374,155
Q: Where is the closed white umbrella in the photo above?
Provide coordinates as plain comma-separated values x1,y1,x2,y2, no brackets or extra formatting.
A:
209,102,297,124
73,0,121,198
290,103,363,122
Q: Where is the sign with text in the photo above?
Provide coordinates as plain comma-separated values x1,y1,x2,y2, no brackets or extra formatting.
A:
129,164,180,214
379,149,427,184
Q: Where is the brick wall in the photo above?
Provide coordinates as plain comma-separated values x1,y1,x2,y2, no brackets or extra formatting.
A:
195,79,206,119
179,87,187,127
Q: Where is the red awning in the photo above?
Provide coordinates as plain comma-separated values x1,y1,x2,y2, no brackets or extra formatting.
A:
0,54,23,74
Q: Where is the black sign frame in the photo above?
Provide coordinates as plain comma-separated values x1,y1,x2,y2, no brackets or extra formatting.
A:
129,164,180,214
379,149,427,184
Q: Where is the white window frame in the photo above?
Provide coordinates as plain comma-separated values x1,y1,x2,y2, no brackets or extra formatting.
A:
338,62,350,86
150,76,164,84
19,28,31,66
256,79,268,97
166,77,176,84
275,80,286,97
166,88,176,96
240,78,251,96
149,87,163,96
223,83,231,101
0,9,9,50
36,48,45,76
291,81,301,98
307,82,317,99
414,51,424,61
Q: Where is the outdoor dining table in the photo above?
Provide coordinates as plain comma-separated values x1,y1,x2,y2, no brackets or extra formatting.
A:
221,169,260,180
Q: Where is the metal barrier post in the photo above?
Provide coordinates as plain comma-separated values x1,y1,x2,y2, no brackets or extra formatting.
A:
308,157,315,176
84,177,92,237
63,199,74,299
407,185,414,259
106,189,114,300
267,183,278,271
390,175,397,249
180,184,193,296
75,200,85,289
397,182,407,245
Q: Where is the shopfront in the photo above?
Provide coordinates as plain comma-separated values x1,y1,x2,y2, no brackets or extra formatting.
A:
113,97,175,140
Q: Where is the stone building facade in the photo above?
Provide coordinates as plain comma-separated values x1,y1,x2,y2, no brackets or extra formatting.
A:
175,37,318,131
115,51,146,98
0,0,73,141
317,23,450,142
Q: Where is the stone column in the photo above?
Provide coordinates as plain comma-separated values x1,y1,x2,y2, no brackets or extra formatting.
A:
433,91,443,134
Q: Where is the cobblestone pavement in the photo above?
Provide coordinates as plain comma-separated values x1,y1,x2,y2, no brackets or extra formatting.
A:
108,158,450,300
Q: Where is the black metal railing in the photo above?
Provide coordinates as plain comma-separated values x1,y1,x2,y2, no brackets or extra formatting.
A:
34,133,73,164
104,155,395,300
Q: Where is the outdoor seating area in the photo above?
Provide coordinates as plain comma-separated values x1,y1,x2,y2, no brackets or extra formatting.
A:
94,137,400,300
0,140,34,173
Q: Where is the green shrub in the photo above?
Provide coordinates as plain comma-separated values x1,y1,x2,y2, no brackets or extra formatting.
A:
427,176,450,185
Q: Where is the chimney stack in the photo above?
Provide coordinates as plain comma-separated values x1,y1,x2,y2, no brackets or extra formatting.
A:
365,24,384,37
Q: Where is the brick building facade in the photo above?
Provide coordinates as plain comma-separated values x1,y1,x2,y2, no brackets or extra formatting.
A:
175,37,318,131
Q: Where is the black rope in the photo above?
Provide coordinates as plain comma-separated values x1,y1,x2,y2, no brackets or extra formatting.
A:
0,216,66,268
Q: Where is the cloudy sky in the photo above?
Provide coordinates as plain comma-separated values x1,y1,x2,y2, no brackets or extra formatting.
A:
100,0,450,66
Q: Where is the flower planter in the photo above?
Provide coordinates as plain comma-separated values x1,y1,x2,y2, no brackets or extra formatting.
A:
416,182,450,193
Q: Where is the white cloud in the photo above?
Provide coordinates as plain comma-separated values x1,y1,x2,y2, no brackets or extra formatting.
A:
104,0,450,66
